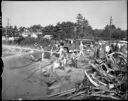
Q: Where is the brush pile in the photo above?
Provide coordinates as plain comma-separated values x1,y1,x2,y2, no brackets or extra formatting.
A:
73,51,127,100
32,41,127,100
44,50,127,100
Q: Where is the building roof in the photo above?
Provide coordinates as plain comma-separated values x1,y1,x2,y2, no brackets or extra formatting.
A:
43,35,52,39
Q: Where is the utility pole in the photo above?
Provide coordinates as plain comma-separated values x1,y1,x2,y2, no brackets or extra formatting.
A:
74,26,77,49
7,18,10,27
0,16,2,28
6,18,10,41
109,16,112,42
6,18,10,34
74,26,77,40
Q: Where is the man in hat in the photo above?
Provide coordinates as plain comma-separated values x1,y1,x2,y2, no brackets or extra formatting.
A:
57,42,67,69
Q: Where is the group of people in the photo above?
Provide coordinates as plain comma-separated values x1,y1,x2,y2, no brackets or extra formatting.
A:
94,41,126,60
49,40,85,69
53,40,92,68
32,40,126,72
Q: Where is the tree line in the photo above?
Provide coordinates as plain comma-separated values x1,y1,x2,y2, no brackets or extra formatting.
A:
2,13,127,46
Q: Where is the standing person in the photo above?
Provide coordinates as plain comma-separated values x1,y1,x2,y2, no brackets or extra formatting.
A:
57,43,67,69
117,42,121,52
58,45,64,59
71,39,73,45
105,42,111,55
90,42,94,49
94,43,100,59
40,46,44,61
79,41,84,57
113,42,116,52
120,44,127,55
96,42,102,59
115,42,119,52
110,43,114,53
50,47,54,57
98,42,106,59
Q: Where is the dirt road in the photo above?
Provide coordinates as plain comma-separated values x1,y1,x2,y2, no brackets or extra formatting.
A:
2,50,86,100
2,51,48,100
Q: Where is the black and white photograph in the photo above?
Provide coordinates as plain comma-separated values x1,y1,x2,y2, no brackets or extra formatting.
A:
1,0,127,100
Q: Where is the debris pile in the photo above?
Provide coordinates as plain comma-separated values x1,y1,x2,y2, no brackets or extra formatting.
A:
43,51,127,100
33,41,127,100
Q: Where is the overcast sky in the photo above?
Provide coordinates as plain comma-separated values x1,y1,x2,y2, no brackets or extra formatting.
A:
2,0,127,30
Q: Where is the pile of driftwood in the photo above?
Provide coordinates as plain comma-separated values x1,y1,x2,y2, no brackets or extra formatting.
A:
44,51,127,100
